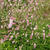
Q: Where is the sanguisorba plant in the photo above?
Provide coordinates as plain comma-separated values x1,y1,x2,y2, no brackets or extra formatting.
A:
0,0,50,50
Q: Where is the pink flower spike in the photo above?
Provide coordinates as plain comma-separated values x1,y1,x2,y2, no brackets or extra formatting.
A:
48,33,50,36
34,43,36,48
8,23,13,28
43,33,45,40
9,35,13,40
8,18,13,28
8,16,16,28
48,25,50,28
36,2,38,6
31,32,33,36
27,19,29,26
30,35,32,39
31,16,33,19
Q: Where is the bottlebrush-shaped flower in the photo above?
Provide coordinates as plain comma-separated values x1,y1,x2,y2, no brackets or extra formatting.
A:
31,15,33,19
30,33,33,39
43,32,45,40
34,43,36,48
36,2,38,6
27,19,29,26
30,35,32,39
8,16,16,28
48,25,50,28
9,35,13,40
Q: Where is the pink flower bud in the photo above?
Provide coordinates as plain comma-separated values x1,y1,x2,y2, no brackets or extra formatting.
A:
30,35,32,39
36,2,38,6
8,16,16,28
31,16,33,19
9,35,13,40
27,19,29,26
8,19,13,28
30,32,33,39
8,23,13,28
34,43,36,48
43,33,45,40
31,32,33,36
48,25,50,28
